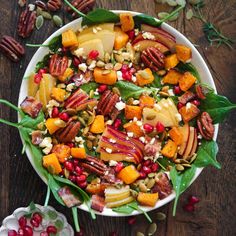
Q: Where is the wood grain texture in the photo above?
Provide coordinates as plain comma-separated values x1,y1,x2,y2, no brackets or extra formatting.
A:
0,0,235,235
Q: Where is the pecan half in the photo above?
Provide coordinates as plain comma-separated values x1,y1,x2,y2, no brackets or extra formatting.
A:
141,47,165,71
67,0,96,18
55,119,80,143
197,112,214,140
35,0,47,10
49,54,68,77
0,35,25,62
17,8,36,38
47,0,62,12
97,90,120,120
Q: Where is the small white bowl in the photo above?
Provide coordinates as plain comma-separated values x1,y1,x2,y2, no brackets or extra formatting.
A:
18,11,218,217
0,204,74,236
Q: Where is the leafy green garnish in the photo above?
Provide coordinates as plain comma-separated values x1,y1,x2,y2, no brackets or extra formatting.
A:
157,157,174,170
149,72,162,88
35,54,50,72
19,111,44,129
47,210,58,220
80,82,98,94
55,219,64,230
200,93,236,124
194,140,221,169
176,62,201,81
115,81,155,100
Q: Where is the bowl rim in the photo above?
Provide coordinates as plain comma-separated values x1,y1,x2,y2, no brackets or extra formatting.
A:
18,10,218,217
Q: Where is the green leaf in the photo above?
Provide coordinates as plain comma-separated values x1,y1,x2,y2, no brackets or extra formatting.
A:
72,207,80,233
48,35,62,53
80,82,98,94
200,93,236,124
55,219,64,230
35,54,50,72
19,111,44,130
82,8,119,26
149,72,162,88
47,210,58,220
170,165,197,216
194,140,221,169
115,81,155,100
112,201,138,214
176,62,201,81
157,157,174,170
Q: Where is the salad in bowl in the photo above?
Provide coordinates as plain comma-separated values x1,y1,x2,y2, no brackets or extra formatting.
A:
1,6,235,232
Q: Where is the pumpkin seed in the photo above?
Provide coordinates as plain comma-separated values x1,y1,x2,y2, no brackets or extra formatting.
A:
87,114,95,126
147,223,157,236
156,212,166,221
53,15,63,27
78,117,86,126
102,70,111,75
148,173,155,178
89,90,94,98
64,108,76,116
158,12,169,20
159,91,169,97
130,189,138,198
186,9,194,20
162,85,169,93
82,126,90,136
176,164,185,171
139,182,148,192
87,135,96,141
174,159,181,164
105,63,113,70
64,169,70,179
114,54,124,63
136,232,145,236
112,87,120,95
104,52,110,63
81,111,89,121
146,178,155,189
190,153,197,163
176,0,186,6
36,15,44,30
86,140,93,150
41,11,52,20
96,60,105,67
157,70,166,76
189,0,201,5
166,0,178,6
179,159,190,164
182,163,192,168
114,62,122,71
36,7,43,16
54,119,66,127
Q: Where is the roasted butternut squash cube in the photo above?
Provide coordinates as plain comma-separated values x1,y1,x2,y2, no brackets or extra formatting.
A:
114,26,129,50
62,29,78,47
119,13,135,32
45,118,63,134
139,94,155,108
71,147,86,159
137,192,159,207
162,69,182,85
164,54,179,70
43,153,62,174
94,68,117,85
161,139,178,158
169,127,183,145
179,103,200,122
175,44,192,63
52,144,71,163
179,72,197,91
136,68,155,86
58,68,74,82
90,115,105,133
125,105,142,120
117,165,140,184
51,87,66,102
123,122,144,138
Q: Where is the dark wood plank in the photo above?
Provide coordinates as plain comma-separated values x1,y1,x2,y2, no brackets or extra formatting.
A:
0,1,235,236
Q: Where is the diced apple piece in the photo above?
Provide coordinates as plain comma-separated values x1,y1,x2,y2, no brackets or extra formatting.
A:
105,186,130,196
183,127,195,159
133,39,169,53
105,191,131,202
78,23,115,36
77,30,115,54
28,73,39,97
78,39,104,60
178,123,190,156
106,196,134,208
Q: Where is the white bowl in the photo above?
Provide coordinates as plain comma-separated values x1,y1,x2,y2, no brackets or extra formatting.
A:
18,10,218,217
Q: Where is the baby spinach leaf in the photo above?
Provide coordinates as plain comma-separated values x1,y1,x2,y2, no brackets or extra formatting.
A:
82,8,120,26
112,201,138,214
194,140,221,169
115,81,155,100
200,93,236,124
149,72,162,88
19,111,44,130
35,54,50,72
170,165,197,216
48,35,62,53
80,82,98,94
176,62,201,81
157,157,174,170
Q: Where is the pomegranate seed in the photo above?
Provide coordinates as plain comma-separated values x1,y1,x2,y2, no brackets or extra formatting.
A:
114,118,122,130
191,99,200,106
88,50,99,60
142,166,152,174
121,64,129,73
69,174,76,182
61,47,68,53
23,226,33,236
114,162,124,173
18,216,27,228
75,166,82,175
30,218,39,228
32,212,42,224
38,68,47,75
188,195,200,205
97,84,108,93
173,85,181,95
64,161,74,172
151,163,159,172
40,232,49,236
51,107,59,118
156,122,165,133
177,102,184,110
34,73,42,84
122,71,132,81
59,112,69,122
73,57,81,67
76,174,86,183
127,30,135,40
143,160,151,166
78,181,87,188
143,124,154,133
17,228,24,236
183,203,195,212
129,68,136,74
66,142,75,148
46,225,57,234
73,159,79,166
127,216,136,225
139,172,146,179
8,230,17,236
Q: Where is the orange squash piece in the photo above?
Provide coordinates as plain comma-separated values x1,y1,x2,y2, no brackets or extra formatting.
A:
52,144,71,163
164,54,179,70
114,26,129,50
179,103,200,122
45,118,62,135
125,105,142,120
94,67,117,85
58,68,74,82
119,13,135,32
90,115,105,134
161,139,178,158
43,153,62,174
137,192,159,207
175,44,192,63
51,87,66,102
136,68,155,86
117,165,140,184
139,94,155,108
62,29,78,48
162,69,182,85
179,72,197,91
169,127,183,145
71,147,86,159
86,183,106,195
123,122,144,138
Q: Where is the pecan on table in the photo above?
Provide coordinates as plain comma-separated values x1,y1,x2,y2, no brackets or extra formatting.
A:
0,35,25,62
66,0,96,18
49,54,69,77
141,47,165,71
17,8,36,38
35,0,47,10
197,112,214,140
97,90,120,120
47,0,62,12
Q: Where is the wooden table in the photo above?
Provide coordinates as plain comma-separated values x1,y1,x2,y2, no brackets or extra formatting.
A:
0,0,235,235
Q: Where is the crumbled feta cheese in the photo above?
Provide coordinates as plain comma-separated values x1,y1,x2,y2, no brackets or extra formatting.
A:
129,62,133,68
139,136,146,143
142,32,155,40
106,120,113,125
168,89,174,96
96,27,102,31
88,60,97,70
175,113,182,122
28,4,35,11
74,48,84,57
136,121,142,127
66,83,75,92
79,63,87,73
93,27,98,34
154,104,162,110
94,89,99,95
115,101,126,111
198,142,202,146
133,117,138,122
132,100,139,105
79,144,84,148
186,102,192,110
134,29,139,36
198,134,202,139
122,52,131,61
127,132,134,137
117,71,123,81
39,137,53,154
109,160,118,167
131,75,137,82
75,136,84,143
150,138,156,145
109,138,116,143
105,148,112,153
42,146,52,155
47,99,60,108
